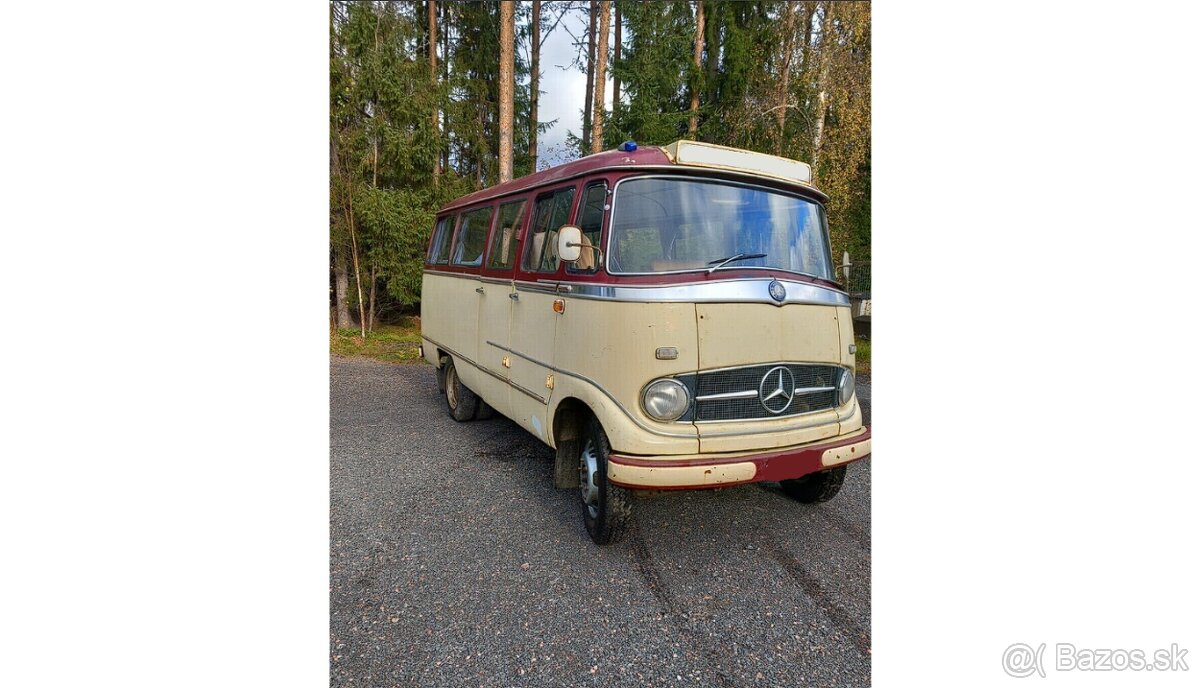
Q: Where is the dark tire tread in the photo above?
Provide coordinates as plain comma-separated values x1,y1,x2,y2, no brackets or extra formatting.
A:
781,466,846,503
582,415,632,545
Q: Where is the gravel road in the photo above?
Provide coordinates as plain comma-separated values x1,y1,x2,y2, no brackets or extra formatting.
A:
331,357,871,687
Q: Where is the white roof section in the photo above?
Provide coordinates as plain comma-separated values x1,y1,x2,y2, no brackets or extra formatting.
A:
661,141,813,186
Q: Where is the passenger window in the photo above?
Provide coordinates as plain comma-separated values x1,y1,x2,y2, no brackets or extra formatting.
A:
451,206,494,267
568,183,606,273
487,199,527,271
522,187,576,273
428,215,457,265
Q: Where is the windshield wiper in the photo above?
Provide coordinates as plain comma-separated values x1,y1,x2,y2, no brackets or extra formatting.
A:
706,253,767,273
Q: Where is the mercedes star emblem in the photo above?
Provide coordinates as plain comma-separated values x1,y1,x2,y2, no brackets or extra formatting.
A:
768,279,787,303
759,366,795,414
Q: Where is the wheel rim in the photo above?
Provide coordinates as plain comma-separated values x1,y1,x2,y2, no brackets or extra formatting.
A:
579,439,600,519
446,366,458,408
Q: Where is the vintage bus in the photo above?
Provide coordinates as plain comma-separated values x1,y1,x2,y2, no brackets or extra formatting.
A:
421,141,871,545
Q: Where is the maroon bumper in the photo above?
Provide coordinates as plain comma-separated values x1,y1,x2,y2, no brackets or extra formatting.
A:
608,427,871,490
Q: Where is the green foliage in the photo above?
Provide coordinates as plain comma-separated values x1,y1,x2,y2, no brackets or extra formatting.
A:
330,0,871,324
331,321,426,364
855,336,871,373
608,0,693,147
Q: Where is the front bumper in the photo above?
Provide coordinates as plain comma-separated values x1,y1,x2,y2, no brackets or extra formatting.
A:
607,427,871,490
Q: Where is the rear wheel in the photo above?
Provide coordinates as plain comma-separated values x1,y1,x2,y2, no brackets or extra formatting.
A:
780,466,846,503
579,416,632,545
442,357,478,422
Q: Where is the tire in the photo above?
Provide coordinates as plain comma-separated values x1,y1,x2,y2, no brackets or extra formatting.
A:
780,466,847,504
436,358,447,393
578,415,633,545
442,357,478,422
474,398,496,420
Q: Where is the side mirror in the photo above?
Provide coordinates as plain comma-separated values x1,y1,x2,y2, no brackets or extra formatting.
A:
557,225,582,263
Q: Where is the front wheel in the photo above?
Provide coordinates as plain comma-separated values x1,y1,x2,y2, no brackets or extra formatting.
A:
780,466,846,503
579,416,632,545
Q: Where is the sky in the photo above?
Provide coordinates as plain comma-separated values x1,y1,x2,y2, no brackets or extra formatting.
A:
528,5,614,169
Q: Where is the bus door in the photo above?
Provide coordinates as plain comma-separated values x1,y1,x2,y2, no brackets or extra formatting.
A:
507,185,576,442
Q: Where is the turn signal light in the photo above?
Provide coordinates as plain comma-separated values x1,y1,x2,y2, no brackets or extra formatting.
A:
552,299,565,314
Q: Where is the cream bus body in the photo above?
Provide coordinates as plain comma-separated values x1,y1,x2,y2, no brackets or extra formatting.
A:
421,141,870,544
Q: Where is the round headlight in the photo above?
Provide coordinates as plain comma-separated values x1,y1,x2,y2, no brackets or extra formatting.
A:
641,378,690,421
838,368,855,406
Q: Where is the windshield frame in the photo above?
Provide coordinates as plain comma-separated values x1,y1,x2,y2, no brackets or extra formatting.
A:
604,174,835,281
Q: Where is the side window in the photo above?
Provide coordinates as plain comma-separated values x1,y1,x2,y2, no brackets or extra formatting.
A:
450,206,494,267
487,199,527,271
522,186,576,273
568,182,607,273
428,215,456,265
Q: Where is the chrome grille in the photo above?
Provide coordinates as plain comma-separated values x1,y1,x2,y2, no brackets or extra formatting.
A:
692,363,842,422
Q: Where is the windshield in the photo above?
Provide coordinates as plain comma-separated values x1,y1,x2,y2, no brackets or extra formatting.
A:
607,177,834,279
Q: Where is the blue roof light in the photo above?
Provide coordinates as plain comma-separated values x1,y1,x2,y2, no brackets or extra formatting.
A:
621,141,638,152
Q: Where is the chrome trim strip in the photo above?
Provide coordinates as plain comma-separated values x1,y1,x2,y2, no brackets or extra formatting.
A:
486,340,554,370
423,336,545,404
508,379,549,404
426,270,847,306
695,390,758,401
514,282,561,296
693,406,840,425
423,270,513,287
693,385,835,403
557,278,849,306
695,402,857,434
695,361,850,375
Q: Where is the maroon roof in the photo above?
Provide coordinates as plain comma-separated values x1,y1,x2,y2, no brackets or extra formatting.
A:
439,146,673,213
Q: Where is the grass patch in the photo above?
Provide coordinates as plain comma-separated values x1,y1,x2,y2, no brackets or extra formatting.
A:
854,336,871,374
330,317,426,364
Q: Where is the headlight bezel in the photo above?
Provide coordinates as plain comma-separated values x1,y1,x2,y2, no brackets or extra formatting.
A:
838,367,855,407
640,377,692,422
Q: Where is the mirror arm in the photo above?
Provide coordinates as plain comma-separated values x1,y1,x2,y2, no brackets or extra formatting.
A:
566,243,603,263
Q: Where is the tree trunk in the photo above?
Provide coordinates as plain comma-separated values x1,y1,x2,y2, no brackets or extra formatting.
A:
811,1,834,181
345,187,367,339
429,0,440,184
583,0,597,151
367,267,377,333
773,1,800,156
333,244,352,330
611,1,621,116
590,1,610,154
704,1,719,105
441,0,450,176
801,1,815,73
498,0,515,182
330,136,353,331
688,0,705,138
529,0,541,173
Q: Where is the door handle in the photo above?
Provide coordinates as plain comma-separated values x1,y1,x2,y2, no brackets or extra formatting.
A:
475,287,485,294
509,292,520,301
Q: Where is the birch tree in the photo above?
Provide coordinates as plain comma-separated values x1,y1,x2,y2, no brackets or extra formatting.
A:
811,1,834,181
